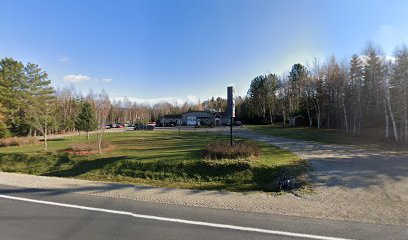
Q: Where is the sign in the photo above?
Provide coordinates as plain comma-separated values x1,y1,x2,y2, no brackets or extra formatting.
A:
227,86,235,146
227,86,235,118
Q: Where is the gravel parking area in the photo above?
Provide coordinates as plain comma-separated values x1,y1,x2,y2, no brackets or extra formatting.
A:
2,129,408,226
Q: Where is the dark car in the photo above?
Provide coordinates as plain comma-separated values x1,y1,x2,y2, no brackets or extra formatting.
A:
134,125,155,131
234,121,242,126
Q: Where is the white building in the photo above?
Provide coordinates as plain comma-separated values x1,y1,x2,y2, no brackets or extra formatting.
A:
160,111,230,126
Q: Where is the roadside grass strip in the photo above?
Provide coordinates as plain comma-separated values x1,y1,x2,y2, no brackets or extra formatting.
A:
0,131,306,192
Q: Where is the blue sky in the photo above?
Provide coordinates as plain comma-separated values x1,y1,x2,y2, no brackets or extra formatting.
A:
1,0,408,104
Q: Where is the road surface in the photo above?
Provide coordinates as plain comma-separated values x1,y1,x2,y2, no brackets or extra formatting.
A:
0,184,407,240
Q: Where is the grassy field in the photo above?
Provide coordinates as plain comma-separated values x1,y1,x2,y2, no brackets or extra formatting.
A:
246,125,405,150
0,131,306,192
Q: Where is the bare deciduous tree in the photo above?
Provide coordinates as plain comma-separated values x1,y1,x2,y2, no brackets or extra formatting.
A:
95,90,111,153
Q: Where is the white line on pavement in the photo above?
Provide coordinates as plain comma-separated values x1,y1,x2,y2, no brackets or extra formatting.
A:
0,194,355,240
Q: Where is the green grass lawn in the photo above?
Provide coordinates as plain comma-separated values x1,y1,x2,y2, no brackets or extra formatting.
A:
0,131,306,192
246,125,406,151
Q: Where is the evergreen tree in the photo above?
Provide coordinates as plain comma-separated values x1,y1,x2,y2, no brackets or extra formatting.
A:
288,63,308,114
24,63,55,150
0,103,10,138
247,75,266,121
75,101,98,139
349,54,364,135
0,58,26,135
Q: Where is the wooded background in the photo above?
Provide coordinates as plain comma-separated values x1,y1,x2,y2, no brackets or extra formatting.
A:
1,43,407,144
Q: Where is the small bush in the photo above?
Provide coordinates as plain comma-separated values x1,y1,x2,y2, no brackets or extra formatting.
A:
0,122,10,138
202,140,261,160
0,137,38,147
68,141,112,152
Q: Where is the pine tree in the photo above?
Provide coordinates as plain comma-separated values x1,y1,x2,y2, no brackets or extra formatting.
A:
0,58,26,135
0,103,10,138
349,54,364,135
75,101,98,139
24,63,56,151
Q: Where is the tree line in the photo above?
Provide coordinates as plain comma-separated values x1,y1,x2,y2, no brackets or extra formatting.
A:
0,57,217,145
0,57,114,151
1,41,407,146
240,43,408,144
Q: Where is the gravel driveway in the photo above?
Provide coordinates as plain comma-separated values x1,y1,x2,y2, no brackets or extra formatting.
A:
233,129,408,226
1,129,408,226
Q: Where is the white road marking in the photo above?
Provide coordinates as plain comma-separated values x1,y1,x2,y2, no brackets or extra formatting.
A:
0,194,354,240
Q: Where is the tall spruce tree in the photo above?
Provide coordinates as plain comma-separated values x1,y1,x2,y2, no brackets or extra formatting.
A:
75,101,97,139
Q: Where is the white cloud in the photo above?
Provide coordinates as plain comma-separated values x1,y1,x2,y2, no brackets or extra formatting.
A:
187,95,198,104
63,74,91,83
358,54,396,64
111,97,185,106
101,78,112,83
59,56,70,63
385,55,396,63
111,95,215,106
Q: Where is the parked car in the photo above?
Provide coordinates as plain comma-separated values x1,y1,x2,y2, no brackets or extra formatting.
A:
234,121,242,126
134,125,154,130
104,125,111,129
147,122,156,127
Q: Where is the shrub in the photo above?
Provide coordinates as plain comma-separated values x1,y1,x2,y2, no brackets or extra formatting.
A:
0,122,10,138
0,136,38,147
202,140,261,160
68,141,112,152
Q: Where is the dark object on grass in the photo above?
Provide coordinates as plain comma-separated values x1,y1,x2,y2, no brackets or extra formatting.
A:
278,178,300,190
202,140,261,160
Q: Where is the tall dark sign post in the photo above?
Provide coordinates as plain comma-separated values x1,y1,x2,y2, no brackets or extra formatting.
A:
227,86,235,145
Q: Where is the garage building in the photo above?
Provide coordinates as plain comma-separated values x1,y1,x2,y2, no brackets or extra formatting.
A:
160,111,230,126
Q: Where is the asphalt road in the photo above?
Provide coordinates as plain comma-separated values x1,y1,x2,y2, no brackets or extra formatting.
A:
0,185,407,240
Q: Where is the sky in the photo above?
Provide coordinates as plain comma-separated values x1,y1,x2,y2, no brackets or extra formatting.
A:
1,0,408,104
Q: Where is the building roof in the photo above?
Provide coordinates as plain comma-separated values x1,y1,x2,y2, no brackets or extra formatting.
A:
289,115,305,119
217,112,228,117
183,111,210,113
160,114,182,119
161,111,229,119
